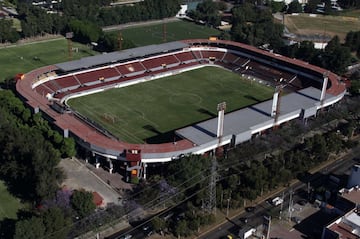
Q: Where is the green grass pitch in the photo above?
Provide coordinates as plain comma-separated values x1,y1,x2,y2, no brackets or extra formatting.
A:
119,20,221,47
0,38,97,82
68,66,274,144
0,180,24,221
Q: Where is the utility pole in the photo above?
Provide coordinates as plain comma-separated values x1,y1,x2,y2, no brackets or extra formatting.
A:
279,191,285,220
288,189,294,221
226,190,232,217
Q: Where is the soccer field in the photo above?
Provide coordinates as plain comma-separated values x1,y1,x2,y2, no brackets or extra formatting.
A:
119,20,221,47
285,14,360,41
68,66,274,144
0,38,97,82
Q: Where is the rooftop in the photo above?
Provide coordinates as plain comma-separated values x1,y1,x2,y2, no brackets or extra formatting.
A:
325,187,360,239
328,221,359,239
55,41,189,72
339,187,360,205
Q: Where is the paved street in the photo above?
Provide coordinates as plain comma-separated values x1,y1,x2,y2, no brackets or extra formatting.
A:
196,144,360,239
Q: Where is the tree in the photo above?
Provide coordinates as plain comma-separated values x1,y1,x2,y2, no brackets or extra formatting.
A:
230,4,283,49
349,72,360,96
287,0,303,13
14,217,45,239
68,19,102,44
345,31,359,51
296,41,317,62
70,190,96,217
304,0,321,13
151,216,166,233
188,0,221,26
60,137,76,158
0,19,20,43
271,1,286,13
323,36,352,74
42,207,72,239
174,220,189,238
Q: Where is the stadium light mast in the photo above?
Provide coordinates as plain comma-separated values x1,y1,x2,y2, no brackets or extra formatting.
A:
203,102,226,215
320,71,329,108
66,32,73,61
217,102,226,145
272,76,297,127
272,78,284,127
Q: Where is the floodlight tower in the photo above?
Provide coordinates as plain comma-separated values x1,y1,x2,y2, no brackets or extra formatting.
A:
272,78,284,127
66,32,74,60
272,76,297,127
217,102,226,145
320,71,329,108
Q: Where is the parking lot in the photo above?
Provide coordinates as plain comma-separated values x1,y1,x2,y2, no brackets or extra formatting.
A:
59,157,129,205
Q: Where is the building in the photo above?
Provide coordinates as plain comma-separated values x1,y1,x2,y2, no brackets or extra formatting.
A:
348,165,360,189
322,187,360,239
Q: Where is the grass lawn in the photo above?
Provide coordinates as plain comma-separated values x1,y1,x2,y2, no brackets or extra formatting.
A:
0,38,97,82
119,20,221,47
68,66,274,144
284,13,360,41
0,180,23,221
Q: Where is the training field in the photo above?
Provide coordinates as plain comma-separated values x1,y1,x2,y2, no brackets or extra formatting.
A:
119,20,221,47
68,66,274,144
0,180,23,221
0,38,97,82
285,13,360,41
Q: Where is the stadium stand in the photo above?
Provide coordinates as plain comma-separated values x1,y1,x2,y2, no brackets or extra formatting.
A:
116,62,146,75
15,39,346,179
174,51,196,63
222,53,242,64
191,50,203,60
55,75,80,89
35,84,54,96
200,50,225,60
76,67,119,85
141,55,179,70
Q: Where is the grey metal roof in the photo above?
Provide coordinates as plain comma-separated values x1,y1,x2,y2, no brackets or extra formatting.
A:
176,87,324,145
55,41,189,72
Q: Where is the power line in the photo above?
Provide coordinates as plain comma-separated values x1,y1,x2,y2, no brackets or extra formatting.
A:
40,154,256,239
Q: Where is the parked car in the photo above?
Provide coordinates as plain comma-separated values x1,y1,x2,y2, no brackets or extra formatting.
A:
291,216,302,224
271,197,283,206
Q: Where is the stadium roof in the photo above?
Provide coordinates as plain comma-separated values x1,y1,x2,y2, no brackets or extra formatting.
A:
55,41,189,72
176,87,325,145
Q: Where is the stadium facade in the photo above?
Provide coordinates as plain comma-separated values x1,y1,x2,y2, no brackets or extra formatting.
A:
16,39,346,180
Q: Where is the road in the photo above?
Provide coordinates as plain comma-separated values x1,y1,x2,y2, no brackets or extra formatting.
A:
197,145,360,239
104,145,360,239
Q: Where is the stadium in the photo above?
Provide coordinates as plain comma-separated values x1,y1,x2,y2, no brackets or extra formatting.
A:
16,39,346,181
